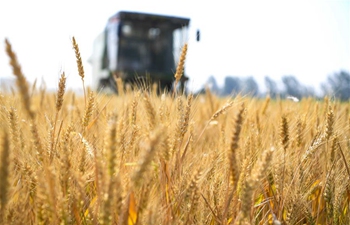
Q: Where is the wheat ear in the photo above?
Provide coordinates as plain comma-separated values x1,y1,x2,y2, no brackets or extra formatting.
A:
31,121,45,163
113,75,124,96
107,115,117,177
230,103,245,190
185,169,202,224
279,114,289,203
302,132,325,163
205,86,215,115
102,174,122,224
56,72,66,113
181,93,193,138
49,72,67,162
143,92,156,130
239,178,254,222
7,107,22,152
174,43,188,94
72,36,86,104
82,91,95,128
210,100,234,121
172,96,184,154
128,93,140,153
5,38,34,119
261,95,270,115
295,116,304,147
280,115,289,151
325,105,334,141
196,100,235,144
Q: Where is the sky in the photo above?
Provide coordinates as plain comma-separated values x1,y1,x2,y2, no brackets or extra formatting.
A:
0,0,349,94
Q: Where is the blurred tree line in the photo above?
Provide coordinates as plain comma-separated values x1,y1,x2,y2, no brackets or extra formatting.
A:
204,70,350,101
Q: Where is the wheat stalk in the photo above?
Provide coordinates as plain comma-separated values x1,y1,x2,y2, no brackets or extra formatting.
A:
0,131,10,221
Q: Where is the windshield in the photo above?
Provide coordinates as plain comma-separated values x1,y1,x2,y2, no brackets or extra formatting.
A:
117,22,178,74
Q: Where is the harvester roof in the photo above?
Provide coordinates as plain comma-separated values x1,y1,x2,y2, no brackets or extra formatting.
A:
109,11,190,29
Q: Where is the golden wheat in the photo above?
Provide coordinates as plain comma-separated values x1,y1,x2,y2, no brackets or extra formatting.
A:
5,39,34,119
174,43,188,89
0,38,349,225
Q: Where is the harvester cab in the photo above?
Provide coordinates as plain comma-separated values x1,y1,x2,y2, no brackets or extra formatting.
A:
90,11,193,92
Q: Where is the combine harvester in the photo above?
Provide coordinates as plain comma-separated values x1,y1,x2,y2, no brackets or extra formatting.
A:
90,11,199,93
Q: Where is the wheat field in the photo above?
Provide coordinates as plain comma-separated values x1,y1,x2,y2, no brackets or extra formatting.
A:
0,38,350,225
